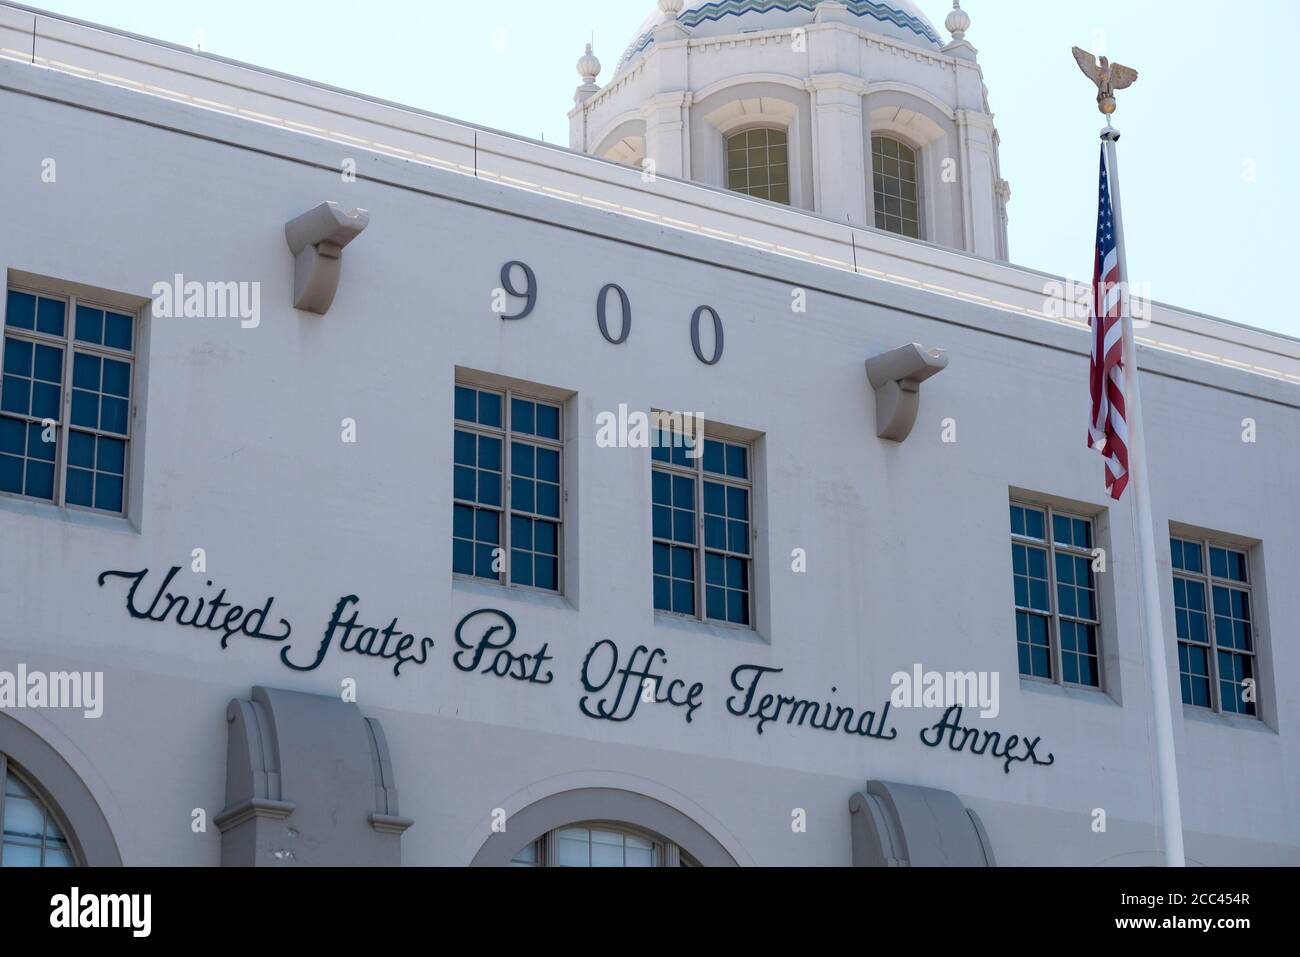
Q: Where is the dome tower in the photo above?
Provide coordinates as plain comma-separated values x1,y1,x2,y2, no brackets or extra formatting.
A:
569,1,1010,260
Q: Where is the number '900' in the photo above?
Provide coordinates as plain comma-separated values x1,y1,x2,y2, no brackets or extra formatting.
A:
494,261,723,366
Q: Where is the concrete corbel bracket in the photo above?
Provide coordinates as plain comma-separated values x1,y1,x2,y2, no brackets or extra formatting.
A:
285,201,370,315
864,343,949,443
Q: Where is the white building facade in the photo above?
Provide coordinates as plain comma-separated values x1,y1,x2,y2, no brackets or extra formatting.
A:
0,1,1297,867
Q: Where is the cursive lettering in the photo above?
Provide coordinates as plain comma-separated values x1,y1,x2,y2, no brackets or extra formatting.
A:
97,568,291,648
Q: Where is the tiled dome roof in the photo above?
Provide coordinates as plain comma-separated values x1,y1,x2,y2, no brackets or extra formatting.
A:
616,1,944,74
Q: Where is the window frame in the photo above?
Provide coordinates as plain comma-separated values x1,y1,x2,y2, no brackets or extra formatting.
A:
1170,535,1260,719
870,133,923,240
452,381,565,596
0,753,80,867
1010,501,1104,691
1,284,138,517
651,426,755,630
509,820,693,868
724,125,792,206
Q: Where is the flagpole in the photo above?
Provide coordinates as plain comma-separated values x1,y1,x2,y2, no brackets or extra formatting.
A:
1101,122,1186,867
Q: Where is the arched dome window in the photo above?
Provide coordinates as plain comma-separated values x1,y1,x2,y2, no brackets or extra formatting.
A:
510,822,697,867
1,754,76,866
726,128,790,205
871,134,921,239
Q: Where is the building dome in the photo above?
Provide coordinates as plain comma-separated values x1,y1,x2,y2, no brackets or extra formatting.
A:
571,0,1009,261
616,0,943,75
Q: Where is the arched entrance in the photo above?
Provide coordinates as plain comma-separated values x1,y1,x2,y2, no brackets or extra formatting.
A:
0,713,122,866
471,787,737,867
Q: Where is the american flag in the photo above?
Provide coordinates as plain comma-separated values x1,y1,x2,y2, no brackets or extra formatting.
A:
1087,145,1130,500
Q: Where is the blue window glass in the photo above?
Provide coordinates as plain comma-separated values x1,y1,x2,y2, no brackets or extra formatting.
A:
1171,537,1203,575
0,417,21,456
1059,620,1098,688
701,439,748,480
94,472,123,512
0,421,57,501
67,353,130,437
102,358,130,397
1011,543,1050,612
535,403,560,441
1217,651,1255,716
1179,643,1211,708
702,553,749,626
1013,505,1099,687
453,386,503,428
652,542,696,615
1013,506,1046,540
1,339,64,419
1015,611,1052,679
1053,513,1091,549
1208,546,1248,584
703,440,724,475
0,448,20,494
1225,550,1248,583
75,305,105,345
454,386,477,423
104,312,133,351
511,398,535,436
34,344,62,383
654,432,753,625
2,288,136,514
725,444,747,479
477,391,502,428
651,428,693,467
451,428,502,583
703,483,725,550
3,337,31,377
100,397,129,435
454,385,561,591
64,432,126,512
1212,584,1252,653
1,330,68,503
0,418,25,494
1172,536,1257,714
36,298,66,337
5,290,36,330
25,460,54,499
510,515,558,591
672,476,695,544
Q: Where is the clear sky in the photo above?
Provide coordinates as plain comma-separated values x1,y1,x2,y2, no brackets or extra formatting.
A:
22,1,1300,336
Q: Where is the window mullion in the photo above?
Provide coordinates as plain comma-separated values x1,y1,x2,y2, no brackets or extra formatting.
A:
0,754,7,855
695,456,705,622
54,295,78,508
1044,508,1062,685
502,392,512,587
1199,551,1223,713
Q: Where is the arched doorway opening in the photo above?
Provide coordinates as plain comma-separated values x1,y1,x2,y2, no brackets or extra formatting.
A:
472,787,736,868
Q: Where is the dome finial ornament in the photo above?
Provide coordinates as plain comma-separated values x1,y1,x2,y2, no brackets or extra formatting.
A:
576,42,602,85
946,1,971,41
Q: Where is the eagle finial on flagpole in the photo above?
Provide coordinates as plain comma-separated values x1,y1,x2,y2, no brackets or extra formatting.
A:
1072,46,1139,117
